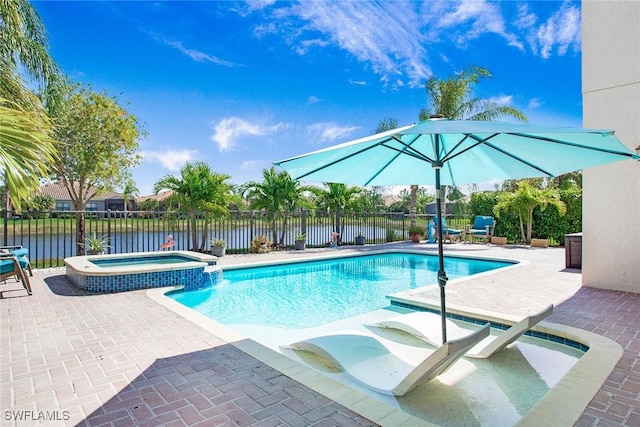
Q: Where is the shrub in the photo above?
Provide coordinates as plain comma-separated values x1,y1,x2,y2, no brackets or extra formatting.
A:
251,235,271,253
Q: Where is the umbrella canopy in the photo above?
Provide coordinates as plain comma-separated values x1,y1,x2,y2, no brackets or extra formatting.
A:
274,118,639,343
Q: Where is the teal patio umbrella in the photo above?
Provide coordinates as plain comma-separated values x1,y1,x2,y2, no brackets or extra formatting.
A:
274,117,639,343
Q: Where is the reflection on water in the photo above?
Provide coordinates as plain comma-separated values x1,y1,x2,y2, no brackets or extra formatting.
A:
170,253,510,328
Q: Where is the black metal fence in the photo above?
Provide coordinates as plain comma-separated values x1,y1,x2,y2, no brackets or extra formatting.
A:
1,209,470,269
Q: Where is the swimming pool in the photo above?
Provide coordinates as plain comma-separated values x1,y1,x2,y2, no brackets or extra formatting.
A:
168,252,512,328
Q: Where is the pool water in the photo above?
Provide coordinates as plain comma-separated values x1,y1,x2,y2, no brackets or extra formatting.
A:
89,255,197,268
168,252,511,328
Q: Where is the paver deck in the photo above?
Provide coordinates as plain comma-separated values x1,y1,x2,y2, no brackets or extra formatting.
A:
1,243,638,426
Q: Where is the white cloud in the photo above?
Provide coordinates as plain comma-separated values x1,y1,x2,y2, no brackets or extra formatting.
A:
211,117,287,151
307,95,320,104
535,3,581,59
284,1,431,87
141,149,197,171
427,0,524,50
241,160,267,171
488,95,513,106
528,98,543,109
150,32,242,67
348,79,366,86
242,0,580,88
306,122,360,144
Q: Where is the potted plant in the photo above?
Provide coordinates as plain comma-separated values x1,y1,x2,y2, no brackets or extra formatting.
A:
294,231,306,250
85,232,109,255
251,235,271,253
408,226,424,243
210,238,226,257
354,231,366,246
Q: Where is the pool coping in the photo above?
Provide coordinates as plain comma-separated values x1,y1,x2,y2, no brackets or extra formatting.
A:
147,249,623,427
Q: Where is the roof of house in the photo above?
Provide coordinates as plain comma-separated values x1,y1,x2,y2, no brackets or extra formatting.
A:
38,183,122,201
136,190,174,202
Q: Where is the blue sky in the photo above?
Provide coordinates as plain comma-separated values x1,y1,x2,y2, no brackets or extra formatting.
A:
34,0,583,196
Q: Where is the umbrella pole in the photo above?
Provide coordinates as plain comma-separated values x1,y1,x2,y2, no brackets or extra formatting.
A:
435,166,448,344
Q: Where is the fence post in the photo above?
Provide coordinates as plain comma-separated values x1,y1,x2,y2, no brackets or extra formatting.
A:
301,210,307,236
107,210,112,254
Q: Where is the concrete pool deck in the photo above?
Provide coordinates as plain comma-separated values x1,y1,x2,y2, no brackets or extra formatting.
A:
1,242,638,426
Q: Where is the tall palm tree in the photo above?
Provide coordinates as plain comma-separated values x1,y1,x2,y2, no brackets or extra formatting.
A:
244,167,314,245
1,0,61,212
153,161,238,251
311,183,363,241
419,66,528,215
0,98,57,212
0,0,62,110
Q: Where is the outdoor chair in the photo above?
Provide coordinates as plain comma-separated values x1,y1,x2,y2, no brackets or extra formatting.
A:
281,324,489,396
370,304,553,359
428,216,462,243
0,246,33,276
0,252,32,295
463,215,496,243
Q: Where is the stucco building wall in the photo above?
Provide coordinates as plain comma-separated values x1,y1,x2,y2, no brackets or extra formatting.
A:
582,1,640,292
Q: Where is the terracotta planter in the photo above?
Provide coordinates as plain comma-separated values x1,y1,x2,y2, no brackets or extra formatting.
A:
531,238,549,248
410,233,422,243
491,236,507,245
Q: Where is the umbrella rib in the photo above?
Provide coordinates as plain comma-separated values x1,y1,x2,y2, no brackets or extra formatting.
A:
292,137,395,180
482,140,555,176
364,135,431,185
388,135,434,162
509,132,638,157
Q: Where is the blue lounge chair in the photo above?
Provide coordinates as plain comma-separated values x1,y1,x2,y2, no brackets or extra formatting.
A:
1,246,33,276
0,252,32,295
464,216,496,243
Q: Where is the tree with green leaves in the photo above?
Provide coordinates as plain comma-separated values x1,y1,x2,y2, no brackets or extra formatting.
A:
154,161,239,252
493,181,566,244
53,82,144,254
1,99,58,212
0,0,62,110
120,178,138,214
418,66,528,214
1,0,62,213
388,187,434,214
310,183,363,240
243,167,314,246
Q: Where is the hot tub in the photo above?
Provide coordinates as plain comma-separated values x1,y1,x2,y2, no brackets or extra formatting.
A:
65,251,220,293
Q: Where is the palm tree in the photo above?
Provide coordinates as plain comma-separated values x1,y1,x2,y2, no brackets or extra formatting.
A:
0,98,58,212
153,161,238,251
120,179,138,214
0,0,62,110
311,183,363,242
418,66,528,216
493,181,566,244
1,0,61,212
243,167,314,246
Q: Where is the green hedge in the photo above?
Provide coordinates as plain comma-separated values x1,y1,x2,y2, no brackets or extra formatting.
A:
469,189,582,246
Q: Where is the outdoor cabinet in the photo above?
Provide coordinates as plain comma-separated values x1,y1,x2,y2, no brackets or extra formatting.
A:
565,232,582,269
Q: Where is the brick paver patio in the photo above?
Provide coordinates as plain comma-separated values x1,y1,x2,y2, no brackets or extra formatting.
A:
1,244,638,426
